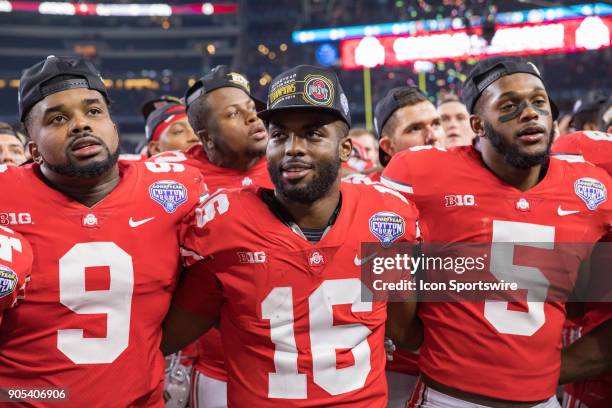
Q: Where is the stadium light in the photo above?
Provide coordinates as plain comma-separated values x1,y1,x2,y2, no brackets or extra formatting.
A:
341,16,612,70
0,1,238,16
292,3,612,44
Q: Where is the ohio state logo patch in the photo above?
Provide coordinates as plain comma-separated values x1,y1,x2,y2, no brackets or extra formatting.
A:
303,75,334,107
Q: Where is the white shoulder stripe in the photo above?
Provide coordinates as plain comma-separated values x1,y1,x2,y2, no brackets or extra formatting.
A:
551,154,585,163
381,176,414,194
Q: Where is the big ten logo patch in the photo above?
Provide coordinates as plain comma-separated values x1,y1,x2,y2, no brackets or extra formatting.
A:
0,213,32,225
444,195,475,207
237,251,266,264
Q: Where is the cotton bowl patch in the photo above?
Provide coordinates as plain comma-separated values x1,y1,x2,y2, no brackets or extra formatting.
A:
369,212,405,247
574,177,607,210
0,265,17,299
149,180,188,213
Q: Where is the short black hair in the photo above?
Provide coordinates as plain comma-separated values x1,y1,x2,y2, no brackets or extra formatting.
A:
598,100,612,131
382,89,428,137
336,120,350,139
187,95,211,134
572,109,600,131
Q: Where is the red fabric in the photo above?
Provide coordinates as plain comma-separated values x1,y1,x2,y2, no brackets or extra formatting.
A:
551,130,612,174
0,226,32,313
0,162,205,407
151,144,272,381
151,112,188,142
382,145,612,401
176,183,420,407
553,132,612,408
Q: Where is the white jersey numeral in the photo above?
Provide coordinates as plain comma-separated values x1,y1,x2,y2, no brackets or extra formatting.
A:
262,278,372,399
144,162,185,173
58,242,134,364
0,233,22,263
196,193,229,228
485,221,554,336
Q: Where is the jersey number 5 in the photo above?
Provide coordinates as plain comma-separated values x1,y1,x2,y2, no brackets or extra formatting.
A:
485,220,554,336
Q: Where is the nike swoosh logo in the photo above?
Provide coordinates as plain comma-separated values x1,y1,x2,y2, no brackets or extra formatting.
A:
354,252,378,266
129,216,155,227
557,206,580,216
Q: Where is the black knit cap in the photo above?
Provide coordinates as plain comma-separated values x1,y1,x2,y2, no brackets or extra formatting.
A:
141,95,182,122
257,65,351,126
374,86,426,139
185,65,265,112
461,56,559,119
19,55,108,122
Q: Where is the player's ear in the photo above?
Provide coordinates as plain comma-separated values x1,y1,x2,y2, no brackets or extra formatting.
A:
379,136,393,156
29,142,41,163
148,140,160,155
197,128,213,149
470,115,484,138
339,135,352,163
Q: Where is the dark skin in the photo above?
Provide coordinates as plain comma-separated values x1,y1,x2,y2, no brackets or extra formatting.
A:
266,109,352,228
27,88,120,207
162,109,421,356
267,109,420,351
471,73,553,191
195,87,268,172
560,318,612,384
424,74,556,407
162,109,352,354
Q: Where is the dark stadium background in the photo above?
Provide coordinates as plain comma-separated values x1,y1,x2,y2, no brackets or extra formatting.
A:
0,0,609,153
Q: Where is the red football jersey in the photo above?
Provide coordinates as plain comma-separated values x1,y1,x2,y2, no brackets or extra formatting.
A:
342,172,420,376
382,145,612,401
0,226,32,314
552,130,612,174
176,182,420,407
153,144,272,381
153,144,273,194
552,131,612,408
0,161,204,407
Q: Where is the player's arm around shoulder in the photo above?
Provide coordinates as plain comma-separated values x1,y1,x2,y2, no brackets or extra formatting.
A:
381,145,447,198
370,183,424,351
162,189,237,356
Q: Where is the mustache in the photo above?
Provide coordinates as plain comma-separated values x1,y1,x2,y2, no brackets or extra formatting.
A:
66,133,105,150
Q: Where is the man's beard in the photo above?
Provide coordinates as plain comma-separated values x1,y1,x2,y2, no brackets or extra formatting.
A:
268,155,340,204
44,144,119,179
485,122,552,169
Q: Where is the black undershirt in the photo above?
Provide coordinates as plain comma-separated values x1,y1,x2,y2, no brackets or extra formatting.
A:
260,189,342,243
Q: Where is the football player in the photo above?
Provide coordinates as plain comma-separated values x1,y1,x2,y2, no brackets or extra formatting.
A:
162,65,422,407
372,86,446,407
145,101,199,156
382,56,612,407
153,66,271,408
552,111,612,407
0,56,205,407
371,86,445,182
0,123,27,167
0,226,32,319
437,94,475,148
349,128,381,167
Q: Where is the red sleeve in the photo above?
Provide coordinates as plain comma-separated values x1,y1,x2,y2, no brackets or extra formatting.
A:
172,261,223,319
0,226,32,312
380,150,416,196
381,146,444,198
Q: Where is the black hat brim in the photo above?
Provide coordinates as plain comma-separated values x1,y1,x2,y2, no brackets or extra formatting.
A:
258,105,349,126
